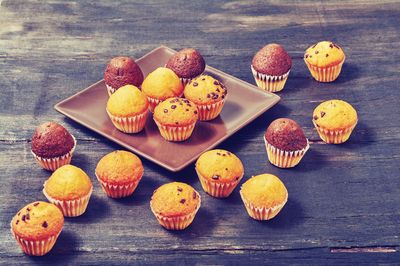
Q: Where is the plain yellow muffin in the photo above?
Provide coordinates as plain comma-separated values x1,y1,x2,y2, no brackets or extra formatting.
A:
240,174,288,220
11,201,64,256
304,41,345,68
106,85,148,117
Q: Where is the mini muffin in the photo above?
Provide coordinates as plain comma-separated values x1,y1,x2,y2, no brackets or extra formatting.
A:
43,165,93,217
95,150,144,198
31,122,76,171
153,97,198,141
240,174,288,221
304,41,345,82
184,75,227,121
251,43,292,92
264,118,309,168
106,85,149,133
150,182,201,230
195,149,244,198
10,201,64,256
166,48,206,87
312,99,357,144
104,56,144,95
141,67,184,112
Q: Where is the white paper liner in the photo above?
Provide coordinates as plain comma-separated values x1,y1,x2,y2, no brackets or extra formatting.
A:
95,172,143,198
43,186,93,217
304,57,345,82
31,135,77,172
251,66,290,92
106,109,148,133
106,84,117,96
264,137,309,168
150,191,201,230
240,190,288,220
10,227,61,256
146,96,163,113
313,119,357,144
154,119,196,141
196,99,226,121
196,168,243,198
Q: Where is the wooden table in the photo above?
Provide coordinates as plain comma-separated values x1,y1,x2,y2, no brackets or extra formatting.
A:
1,1,399,264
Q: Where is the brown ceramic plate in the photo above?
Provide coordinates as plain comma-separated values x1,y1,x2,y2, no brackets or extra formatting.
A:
55,46,280,172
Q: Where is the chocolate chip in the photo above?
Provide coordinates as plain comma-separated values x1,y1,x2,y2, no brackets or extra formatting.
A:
194,110,198,114
227,152,232,156
186,109,189,111
213,81,219,85
193,82,198,87
315,51,319,54
221,95,225,99
222,154,226,156
180,199,186,204
216,88,220,92
187,103,192,107
26,213,30,220
26,208,31,212
202,78,205,81
175,122,179,125
313,115,318,120
171,105,176,109
33,202,39,206
16,220,19,225
207,94,210,98
183,99,190,103
235,176,240,181
21,215,26,222
193,191,197,199
18,212,20,216
212,94,218,99
329,43,334,48
225,168,228,170
177,187,183,192
42,221,48,228
326,54,329,57
305,54,309,58
212,175,220,180
309,55,312,58
164,109,168,113
216,152,221,155
321,111,326,117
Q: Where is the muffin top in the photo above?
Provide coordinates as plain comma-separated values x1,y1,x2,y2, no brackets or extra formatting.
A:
96,150,144,185
151,182,200,217
184,75,227,105
196,149,244,183
44,165,92,200
166,48,206,79
142,67,183,100
241,174,288,208
11,201,64,241
106,85,148,117
153,97,198,126
104,56,144,89
304,41,345,67
31,122,75,158
265,118,308,151
313,99,357,130
252,43,292,76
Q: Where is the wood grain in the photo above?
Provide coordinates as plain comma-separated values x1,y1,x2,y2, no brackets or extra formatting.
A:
0,0,399,264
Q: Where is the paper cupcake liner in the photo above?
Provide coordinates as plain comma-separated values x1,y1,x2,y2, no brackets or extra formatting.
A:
304,57,345,82
197,99,226,121
154,119,196,141
240,190,288,221
264,137,310,168
146,96,163,113
196,169,243,198
10,228,61,256
251,66,290,92
43,186,93,217
106,109,148,133
31,135,77,172
313,120,357,144
95,173,142,198
106,84,117,96
150,191,201,230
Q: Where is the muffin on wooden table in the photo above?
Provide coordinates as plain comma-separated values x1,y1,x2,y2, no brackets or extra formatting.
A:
31,122,76,171
104,56,144,95
10,201,64,256
251,43,292,92
150,182,201,230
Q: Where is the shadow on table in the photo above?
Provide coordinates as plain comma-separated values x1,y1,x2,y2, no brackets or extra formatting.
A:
259,198,304,229
68,194,110,224
112,175,158,206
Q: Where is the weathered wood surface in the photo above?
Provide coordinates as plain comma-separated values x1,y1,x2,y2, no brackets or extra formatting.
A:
0,0,399,264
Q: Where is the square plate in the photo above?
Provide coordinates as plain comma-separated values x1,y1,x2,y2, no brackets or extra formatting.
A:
55,46,280,172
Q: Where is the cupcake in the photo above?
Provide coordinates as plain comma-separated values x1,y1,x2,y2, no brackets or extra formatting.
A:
10,201,64,256
104,56,144,95
141,67,184,112
166,48,206,87
312,99,357,144
251,43,292,92
184,75,227,121
240,174,288,221
304,41,345,82
195,149,244,198
106,85,148,133
264,118,309,168
150,182,201,230
43,165,93,217
31,122,76,171
153,97,198,141
95,150,144,198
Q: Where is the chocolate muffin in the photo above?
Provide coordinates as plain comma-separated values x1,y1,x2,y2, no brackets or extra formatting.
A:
104,56,144,94
166,48,205,79
31,122,75,158
252,44,292,76
265,118,307,151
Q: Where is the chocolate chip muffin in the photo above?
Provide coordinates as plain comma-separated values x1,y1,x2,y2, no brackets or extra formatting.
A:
166,48,205,86
31,122,76,171
264,118,309,168
104,56,144,95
